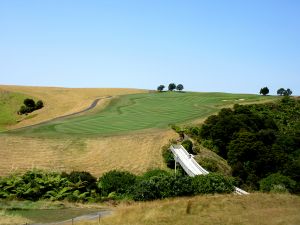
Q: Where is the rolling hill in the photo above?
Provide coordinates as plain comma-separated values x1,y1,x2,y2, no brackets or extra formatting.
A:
0,86,276,177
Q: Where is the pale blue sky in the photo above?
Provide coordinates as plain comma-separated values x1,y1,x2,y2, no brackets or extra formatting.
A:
0,0,299,95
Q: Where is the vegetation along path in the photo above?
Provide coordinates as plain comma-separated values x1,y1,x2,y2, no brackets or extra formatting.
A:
10,92,273,137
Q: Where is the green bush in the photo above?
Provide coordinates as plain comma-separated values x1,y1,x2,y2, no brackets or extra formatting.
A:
259,173,296,193
24,98,36,108
131,174,193,201
182,140,194,154
18,98,44,115
162,145,175,169
35,100,44,109
142,169,171,179
191,173,235,194
98,170,137,196
65,171,97,193
131,179,159,201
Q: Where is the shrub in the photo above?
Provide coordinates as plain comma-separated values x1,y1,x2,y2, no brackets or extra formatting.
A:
191,173,235,194
18,99,44,115
24,98,36,108
35,100,44,109
259,173,296,193
182,140,194,154
131,179,159,201
162,146,175,169
132,174,193,201
98,170,137,196
142,169,171,179
65,171,97,193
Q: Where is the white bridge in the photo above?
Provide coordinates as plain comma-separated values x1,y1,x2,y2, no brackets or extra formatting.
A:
170,145,248,195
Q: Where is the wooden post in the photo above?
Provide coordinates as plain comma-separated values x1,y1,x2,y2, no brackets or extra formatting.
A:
98,213,101,224
72,218,74,225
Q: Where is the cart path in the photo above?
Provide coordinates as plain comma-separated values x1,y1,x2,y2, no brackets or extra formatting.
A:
10,96,112,131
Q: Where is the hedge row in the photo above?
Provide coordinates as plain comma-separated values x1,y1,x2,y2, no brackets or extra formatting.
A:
0,169,234,202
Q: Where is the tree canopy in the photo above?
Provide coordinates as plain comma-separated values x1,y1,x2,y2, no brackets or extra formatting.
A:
168,83,176,91
157,85,165,92
260,87,269,95
176,84,184,91
186,98,300,192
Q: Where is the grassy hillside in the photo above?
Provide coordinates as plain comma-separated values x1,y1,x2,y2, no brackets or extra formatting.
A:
0,89,33,131
0,85,147,130
78,193,300,225
1,193,299,225
0,90,276,177
12,91,274,137
0,130,177,176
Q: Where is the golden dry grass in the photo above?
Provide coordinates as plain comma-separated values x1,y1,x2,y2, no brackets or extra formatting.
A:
0,211,31,225
0,129,177,177
0,85,147,129
79,193,300,225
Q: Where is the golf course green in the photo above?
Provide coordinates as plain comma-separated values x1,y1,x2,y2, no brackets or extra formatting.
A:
11,92,273,137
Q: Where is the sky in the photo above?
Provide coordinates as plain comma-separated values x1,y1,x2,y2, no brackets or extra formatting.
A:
0,0,299,95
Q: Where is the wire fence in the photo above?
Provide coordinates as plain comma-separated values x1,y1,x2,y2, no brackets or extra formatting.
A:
23,210,111,225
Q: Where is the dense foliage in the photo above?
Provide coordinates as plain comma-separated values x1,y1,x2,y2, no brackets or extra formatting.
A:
0,169,234,202
188,97,300,192
259,87,269,95
157,85,165,92
18,98,44,114
277,88,292,96
168,83,176,91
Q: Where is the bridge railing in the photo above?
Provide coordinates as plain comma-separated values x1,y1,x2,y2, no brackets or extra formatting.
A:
170,145,249,195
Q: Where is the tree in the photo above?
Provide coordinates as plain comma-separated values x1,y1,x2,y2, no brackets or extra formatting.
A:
35,100,44,109
284,88,292,96
259,173,296,193
176,84,184,91
168,83,176,91
277,88,285,96
24,98,36,108
260,87,269,96
157,85,165,92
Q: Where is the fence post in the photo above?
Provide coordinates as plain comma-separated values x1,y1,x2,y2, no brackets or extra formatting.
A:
72,218,74,225
98,213,101,224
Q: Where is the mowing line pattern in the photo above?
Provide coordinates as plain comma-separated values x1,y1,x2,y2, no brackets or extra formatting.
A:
13,92,271,136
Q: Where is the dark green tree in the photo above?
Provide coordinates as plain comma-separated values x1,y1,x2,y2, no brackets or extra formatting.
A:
24,98,36,108
168,83,176,91
157,85,165,92
176,84,184,91
259,173,296,193
35,100,44,109
260,87,269,96
277,88,285,96
284,88,292,96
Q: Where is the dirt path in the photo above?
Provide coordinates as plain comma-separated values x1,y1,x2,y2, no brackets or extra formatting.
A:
8,96,112,131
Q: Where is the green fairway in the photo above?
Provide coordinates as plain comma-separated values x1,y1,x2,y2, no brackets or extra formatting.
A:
11,92,274,136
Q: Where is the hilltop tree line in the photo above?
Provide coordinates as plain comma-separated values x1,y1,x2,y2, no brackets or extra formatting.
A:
18,98,44,115
259,87,293,96
0,169,234,202
157,83,184,92
186,97,300,192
